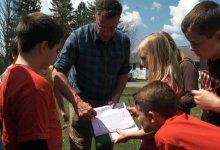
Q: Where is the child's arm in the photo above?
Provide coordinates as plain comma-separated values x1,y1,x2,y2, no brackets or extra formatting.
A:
114,128,155,143
54,86,69,122
114,106,155,143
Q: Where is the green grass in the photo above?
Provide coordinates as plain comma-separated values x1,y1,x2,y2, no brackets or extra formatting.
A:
59,87,202,150
190,106,202,119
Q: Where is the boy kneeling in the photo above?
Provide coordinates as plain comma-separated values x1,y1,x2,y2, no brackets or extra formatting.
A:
134,80,220,150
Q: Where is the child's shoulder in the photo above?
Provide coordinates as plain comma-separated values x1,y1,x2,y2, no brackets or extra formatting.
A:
180,57,197,67
9,64,38,78
155,113,187,144
8,64,49,88
0,65,12,84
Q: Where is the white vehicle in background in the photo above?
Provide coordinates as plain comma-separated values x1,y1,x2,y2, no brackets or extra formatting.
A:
128,69,147,81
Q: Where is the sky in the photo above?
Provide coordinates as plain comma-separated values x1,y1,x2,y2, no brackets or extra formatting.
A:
40,0,220,48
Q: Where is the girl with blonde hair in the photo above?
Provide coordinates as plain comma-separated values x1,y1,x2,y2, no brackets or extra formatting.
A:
160,31,199,114
115,32,183,150
138,32,182,95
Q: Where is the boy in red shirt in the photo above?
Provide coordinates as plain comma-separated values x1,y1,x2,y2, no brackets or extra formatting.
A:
134,80,220,150
0,12,63,150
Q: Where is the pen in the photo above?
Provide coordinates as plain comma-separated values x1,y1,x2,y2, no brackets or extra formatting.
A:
127,97,132,107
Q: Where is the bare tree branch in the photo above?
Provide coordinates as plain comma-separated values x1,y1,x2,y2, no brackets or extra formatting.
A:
0,0,15,72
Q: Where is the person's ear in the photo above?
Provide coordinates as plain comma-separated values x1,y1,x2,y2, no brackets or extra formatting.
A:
12,53,18,62
148,111,163,123
148,111,165,131
148,111,157,123
39,41,49,54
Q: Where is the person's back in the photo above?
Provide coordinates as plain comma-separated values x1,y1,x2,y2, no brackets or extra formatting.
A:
179,57,199,113
0,37,18,150
0,65,61,149
0,37,18,84
0,12,63,150
156,112,220,150
160,31,198,114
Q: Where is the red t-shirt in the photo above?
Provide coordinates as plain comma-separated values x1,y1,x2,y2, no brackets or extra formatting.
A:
0,64,62,150
155,113,220,150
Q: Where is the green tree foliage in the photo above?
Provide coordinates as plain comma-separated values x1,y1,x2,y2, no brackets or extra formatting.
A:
50,0,74,37
72,2,90,29
87,0,96,22
72,1,96,30
12,0,41,39
13,0,41,18
0,0,41,72
49,0,96,37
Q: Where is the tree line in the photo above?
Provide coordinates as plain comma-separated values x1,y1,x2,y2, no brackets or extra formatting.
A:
0,0,137,73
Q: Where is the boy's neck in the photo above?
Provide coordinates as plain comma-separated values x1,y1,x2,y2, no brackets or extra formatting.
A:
15,49,41,73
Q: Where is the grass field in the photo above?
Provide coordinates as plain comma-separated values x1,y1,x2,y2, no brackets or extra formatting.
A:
59,87,202,150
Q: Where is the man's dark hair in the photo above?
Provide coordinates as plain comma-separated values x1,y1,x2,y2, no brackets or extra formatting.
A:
16,12,63,53
134,80,177,119
181,1,220,38
95,0,122,18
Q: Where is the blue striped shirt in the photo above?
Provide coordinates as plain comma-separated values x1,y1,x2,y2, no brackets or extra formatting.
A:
54,23,130,101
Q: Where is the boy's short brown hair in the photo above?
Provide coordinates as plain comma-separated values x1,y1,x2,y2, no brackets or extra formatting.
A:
134,80,177,119
16,12,63,53
181,1,220,38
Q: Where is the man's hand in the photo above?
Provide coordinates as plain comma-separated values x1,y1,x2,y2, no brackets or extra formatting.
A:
74,95,97,120
111,96,120,109
76,100,97,120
